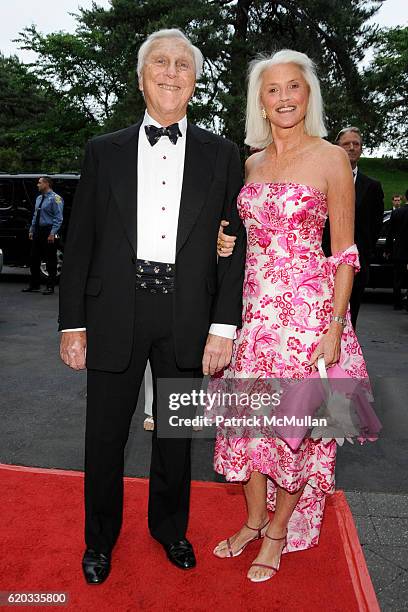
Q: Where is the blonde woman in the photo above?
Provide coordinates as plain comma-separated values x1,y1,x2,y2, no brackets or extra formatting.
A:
212,50,368,582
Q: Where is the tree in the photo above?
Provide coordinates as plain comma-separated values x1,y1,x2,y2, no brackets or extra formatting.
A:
364,26,408,156
6,0,396,169
0,53,95,171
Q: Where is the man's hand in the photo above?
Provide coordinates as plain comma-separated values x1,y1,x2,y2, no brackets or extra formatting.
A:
48,234,55,243
29,232,33,240
202,334,233,376
60,331,87,370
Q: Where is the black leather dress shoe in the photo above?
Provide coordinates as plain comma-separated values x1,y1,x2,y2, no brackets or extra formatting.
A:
82,548,111,584
22,286,41,292
42,287,54,295
164,539,196,570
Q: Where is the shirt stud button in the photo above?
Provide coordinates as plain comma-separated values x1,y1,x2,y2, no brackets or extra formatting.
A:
161,234,166,239
163,156,166,160
162,181,166,185
162,206,166,211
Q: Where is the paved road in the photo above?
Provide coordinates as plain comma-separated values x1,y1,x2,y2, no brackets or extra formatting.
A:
1,268,408,609
1,268,407,492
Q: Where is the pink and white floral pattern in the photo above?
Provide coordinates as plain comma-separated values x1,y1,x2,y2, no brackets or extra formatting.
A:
214,182,368,553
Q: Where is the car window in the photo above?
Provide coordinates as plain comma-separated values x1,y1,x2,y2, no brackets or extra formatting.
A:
22,178,40,207
0,179,14,209
53,178,79,203
13,179,33,210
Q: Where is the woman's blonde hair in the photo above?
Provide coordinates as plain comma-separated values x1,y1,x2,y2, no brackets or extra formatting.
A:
245,49,327,149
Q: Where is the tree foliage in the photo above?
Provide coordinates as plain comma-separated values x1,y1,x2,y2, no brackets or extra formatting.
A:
0,53,95,171
364,26,408,155
1,0,406,171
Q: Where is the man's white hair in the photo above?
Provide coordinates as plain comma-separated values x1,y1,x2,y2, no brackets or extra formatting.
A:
245,49,328,149
137,28,204,79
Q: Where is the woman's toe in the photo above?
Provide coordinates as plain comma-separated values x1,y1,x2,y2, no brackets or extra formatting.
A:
213,542,226,557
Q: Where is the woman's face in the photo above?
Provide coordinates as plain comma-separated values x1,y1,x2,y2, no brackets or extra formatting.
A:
260,62,309,131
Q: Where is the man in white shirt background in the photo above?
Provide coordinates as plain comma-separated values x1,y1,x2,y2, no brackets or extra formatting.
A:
59,29,246,583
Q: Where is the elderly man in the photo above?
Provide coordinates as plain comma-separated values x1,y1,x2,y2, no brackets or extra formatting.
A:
59,29,245,582
322,127,384,328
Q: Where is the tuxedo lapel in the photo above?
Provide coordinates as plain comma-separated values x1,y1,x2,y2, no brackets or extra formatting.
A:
109,121,141,255
355,171,366,209
176,123,215,254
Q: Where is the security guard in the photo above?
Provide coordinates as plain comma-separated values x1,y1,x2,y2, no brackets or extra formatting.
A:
22,176,63,295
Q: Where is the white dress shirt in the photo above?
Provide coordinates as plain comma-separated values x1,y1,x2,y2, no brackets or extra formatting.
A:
62,110,236,339
137,111,186,263
353,166,358,184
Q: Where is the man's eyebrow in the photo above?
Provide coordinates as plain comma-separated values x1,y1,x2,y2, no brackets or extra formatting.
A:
150,53,191,61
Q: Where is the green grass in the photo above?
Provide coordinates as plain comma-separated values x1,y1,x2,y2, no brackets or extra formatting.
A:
358,158,407,210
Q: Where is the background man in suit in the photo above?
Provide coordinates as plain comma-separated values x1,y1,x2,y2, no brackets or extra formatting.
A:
59,28,246,583
386,200,408,310
322,126,384,329
392,194,402,210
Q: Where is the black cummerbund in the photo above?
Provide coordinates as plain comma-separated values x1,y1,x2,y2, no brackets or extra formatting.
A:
135,259,175,294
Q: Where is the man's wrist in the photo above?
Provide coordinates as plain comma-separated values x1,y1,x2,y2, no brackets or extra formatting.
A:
209,323,237,339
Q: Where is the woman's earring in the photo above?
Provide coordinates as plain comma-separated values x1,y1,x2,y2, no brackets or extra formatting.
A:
261,108,267,119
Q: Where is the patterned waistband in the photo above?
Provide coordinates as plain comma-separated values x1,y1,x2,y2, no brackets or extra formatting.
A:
135,259,175,294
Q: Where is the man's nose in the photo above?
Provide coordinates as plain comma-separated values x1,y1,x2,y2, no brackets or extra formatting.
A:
165,63,177,78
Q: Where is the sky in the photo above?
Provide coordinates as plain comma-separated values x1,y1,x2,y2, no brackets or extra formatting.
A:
1,0,408,62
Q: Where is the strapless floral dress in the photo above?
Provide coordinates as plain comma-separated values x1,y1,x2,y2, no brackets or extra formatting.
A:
213,182,367,552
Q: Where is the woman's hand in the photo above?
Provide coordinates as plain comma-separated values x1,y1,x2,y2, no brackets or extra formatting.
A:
217,220,237,257
308,322,343,369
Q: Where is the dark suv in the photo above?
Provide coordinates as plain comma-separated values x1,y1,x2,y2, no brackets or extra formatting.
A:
367,210,393,289
0,175,395,288
0,174,79,280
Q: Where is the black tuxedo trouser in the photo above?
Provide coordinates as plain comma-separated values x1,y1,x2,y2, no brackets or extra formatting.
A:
30,226,57,288
84,290,201,553
393,261,408,307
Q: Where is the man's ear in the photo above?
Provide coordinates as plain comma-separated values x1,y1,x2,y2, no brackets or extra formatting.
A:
138,75,143,92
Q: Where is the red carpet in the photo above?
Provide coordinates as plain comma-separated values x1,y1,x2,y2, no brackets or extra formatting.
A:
0,464,378,611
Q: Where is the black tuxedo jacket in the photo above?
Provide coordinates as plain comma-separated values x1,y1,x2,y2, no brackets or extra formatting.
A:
322,170,384,267
386,204,408,261
58,119,246,371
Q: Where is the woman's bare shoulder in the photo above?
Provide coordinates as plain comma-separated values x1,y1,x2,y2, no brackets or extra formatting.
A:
315,139,349,165
245,150,265,171
245,150,268,180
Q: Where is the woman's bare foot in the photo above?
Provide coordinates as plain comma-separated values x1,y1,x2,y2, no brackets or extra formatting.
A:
213,516,269,558
247,525,287,581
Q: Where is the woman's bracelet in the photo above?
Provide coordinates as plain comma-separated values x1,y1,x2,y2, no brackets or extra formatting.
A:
331,314,347,327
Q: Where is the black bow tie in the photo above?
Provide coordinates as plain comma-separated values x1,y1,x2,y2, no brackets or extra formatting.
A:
145,123,182,146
